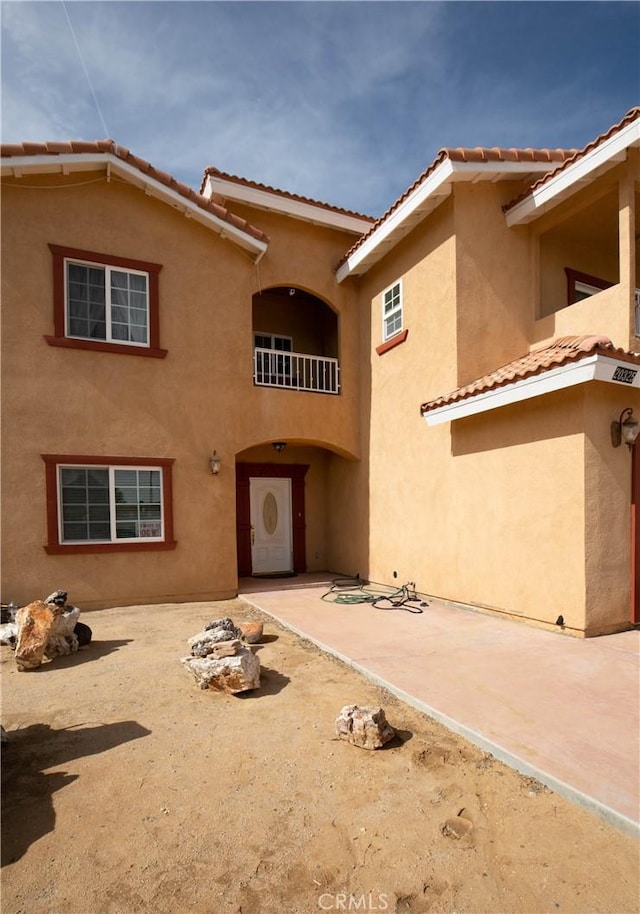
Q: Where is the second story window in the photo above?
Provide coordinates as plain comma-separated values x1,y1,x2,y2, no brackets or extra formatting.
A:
67,260,149,346
46,245,167,358
383,280,403,341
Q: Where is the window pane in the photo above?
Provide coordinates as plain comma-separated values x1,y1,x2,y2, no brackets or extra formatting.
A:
111,271,129,289
115,469,138,488
130,274,147,292
112,469,162,539
67,263,106,340
129,325,147,343
111,323,129,341
60,467,109,542
115,504,138,521
109,269,149,345
63,522,90,541
88,522,111,539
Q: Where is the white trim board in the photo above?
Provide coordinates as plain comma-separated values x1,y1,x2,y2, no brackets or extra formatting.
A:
505,117,640,226
202,173,373,235
336,158,558,282
1,153,269,261
423,354,640,426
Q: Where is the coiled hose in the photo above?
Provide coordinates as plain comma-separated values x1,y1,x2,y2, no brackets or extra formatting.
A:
322,577,428,613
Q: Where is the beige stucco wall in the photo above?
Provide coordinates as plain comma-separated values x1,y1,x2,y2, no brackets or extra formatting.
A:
1,174,361,608
328,173,637,635
583,384,640,634
453,182,534,384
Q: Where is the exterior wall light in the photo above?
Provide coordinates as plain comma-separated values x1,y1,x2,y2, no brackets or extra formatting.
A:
611,408,640,449
209,451,221,475
272,442,286,454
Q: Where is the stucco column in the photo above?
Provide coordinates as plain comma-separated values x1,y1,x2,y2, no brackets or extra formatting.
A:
618,148,638,345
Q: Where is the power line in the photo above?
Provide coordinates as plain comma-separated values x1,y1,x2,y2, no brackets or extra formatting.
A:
61,0,110,138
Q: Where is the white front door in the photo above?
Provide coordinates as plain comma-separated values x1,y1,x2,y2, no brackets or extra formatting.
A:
249,477,293,575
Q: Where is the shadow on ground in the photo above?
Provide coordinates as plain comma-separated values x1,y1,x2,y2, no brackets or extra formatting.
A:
1,719,150,866
26,639,134,671
238,665,290,698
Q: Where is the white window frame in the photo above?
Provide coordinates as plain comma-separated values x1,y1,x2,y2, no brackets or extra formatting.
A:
574,280,605,300
64,258,150,348
253,332,293,352
57,464,164,545
382,280,403,342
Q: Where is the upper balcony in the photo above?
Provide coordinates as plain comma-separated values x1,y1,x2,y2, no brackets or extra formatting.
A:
533,182,639,349
252,286,340,395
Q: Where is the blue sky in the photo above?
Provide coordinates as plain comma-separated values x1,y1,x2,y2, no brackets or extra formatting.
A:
1,1,638,216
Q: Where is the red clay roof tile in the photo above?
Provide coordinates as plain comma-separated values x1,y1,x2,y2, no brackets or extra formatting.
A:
420,335,640,414
1,140,270,246
339,145,577,267
503,106,640,213
201,166,374,221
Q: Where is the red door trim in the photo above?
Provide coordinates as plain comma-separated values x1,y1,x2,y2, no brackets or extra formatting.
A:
236,463,309,576
632,443,639,624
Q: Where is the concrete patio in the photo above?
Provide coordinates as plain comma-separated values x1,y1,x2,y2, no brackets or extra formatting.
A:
239,574,640,838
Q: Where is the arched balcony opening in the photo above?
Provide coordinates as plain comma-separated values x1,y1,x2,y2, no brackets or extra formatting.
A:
252,286,340,394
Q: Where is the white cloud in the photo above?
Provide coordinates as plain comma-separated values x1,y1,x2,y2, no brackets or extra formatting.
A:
2,1,637,215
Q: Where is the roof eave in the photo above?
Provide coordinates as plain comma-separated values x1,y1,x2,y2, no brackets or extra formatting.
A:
422,353,640,426
336,159,559,282
202,173,373,235
1,153,269,261
505,118,640,227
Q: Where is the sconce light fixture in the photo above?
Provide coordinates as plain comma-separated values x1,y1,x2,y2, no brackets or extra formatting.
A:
209,451,221,475
272,441,286,454
611,408,640,449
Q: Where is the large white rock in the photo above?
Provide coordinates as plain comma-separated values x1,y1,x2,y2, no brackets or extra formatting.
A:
335,705,396,750
182,646,260,694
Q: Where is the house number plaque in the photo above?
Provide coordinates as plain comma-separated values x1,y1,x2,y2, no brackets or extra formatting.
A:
612,366,638,384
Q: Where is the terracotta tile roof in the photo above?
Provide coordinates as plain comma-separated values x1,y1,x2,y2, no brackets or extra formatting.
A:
420,335,640,414
503,106,640,213
1,140,269,244
201,166,374,222
339,146,577,267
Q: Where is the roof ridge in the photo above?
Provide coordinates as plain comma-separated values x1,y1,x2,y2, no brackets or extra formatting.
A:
1,140,270,246
201,166,374,221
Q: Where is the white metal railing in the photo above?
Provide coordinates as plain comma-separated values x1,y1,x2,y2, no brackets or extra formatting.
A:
635,289,640,337
254,347,340,394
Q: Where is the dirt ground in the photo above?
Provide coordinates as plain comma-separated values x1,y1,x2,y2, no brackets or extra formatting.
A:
1,598,638,914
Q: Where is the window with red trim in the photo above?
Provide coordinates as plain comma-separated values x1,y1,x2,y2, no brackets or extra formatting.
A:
565,267,613,306
45,245,167,358
42,455,176,554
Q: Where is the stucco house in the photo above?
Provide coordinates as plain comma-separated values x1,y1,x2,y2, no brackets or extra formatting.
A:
2,107,638,636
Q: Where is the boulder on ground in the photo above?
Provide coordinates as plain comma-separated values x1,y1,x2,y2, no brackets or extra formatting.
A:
14,591,91,670
15,601,62,670
203,617,242,638
182,646,260,693
188,618,244,656
335,705,396,750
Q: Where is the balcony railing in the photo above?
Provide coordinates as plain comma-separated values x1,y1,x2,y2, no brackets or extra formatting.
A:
254,347,340,394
